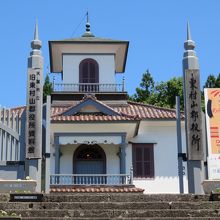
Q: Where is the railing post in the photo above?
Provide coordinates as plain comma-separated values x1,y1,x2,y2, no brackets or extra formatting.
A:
130,165,133,185
122,76,125,92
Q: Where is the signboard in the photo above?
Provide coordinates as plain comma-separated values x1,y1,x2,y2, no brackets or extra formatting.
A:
26,68,43,159
204,88,220,179
184,69,203,160
10,193,43,202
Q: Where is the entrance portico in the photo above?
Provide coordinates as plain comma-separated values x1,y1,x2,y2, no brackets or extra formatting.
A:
50,132,128,188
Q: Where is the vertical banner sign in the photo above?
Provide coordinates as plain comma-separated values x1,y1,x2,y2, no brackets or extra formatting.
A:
204,88,220,179
26,68,43,158
184,69,203,160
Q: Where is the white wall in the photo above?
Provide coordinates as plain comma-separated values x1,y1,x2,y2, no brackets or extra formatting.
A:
63,54,115,85
131,120,188,194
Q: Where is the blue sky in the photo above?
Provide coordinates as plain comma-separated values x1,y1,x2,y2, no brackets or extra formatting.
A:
0,0,220,107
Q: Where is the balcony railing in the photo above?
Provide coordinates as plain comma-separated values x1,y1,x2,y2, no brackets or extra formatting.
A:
53,83,124,93
50,174,132,186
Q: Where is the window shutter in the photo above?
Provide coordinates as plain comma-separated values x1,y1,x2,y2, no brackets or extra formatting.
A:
79,59,99,83
132,143,154,178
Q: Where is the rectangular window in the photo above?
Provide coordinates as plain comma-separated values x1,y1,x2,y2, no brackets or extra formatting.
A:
132,143,154,178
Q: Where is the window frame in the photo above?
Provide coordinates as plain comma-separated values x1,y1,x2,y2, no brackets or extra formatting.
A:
132,143,154,179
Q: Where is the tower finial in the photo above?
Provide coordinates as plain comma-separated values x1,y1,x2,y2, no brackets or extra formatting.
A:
82,11,94,37
184,21,195,51
31,20,42,51
187,21,191,41
183,22,199,69
34,19,39,40
86,11,89,23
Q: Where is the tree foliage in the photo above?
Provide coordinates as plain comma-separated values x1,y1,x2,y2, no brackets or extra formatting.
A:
201,73,220,111
132,70,154,102
131,71,220,112
130,70,184,109
43,74,53,102
204,73,220,88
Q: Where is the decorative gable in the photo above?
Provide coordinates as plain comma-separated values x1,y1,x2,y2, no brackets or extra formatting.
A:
61,94,120,116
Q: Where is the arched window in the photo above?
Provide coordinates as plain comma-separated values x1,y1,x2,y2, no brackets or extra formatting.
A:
79,58,99,84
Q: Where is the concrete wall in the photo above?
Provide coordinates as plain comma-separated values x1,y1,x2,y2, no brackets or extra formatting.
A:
0,165,24,180
63,54,115,85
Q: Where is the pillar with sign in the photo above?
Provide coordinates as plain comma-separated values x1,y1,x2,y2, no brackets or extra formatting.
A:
182,23,204,194
25,21,43,192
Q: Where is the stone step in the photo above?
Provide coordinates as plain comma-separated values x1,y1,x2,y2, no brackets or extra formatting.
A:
42,193,210,203
1,201,220,210
5,209,220,218
21,217,220,220
0,193,211,203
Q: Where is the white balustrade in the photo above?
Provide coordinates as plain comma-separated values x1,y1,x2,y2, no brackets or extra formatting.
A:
50,174,132,186
53,83,124,92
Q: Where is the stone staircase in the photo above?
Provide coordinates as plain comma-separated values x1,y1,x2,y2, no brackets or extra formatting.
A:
0,193,220,219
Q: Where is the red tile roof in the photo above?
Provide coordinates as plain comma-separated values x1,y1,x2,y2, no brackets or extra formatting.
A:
51,101,183,122
116,101,183,119
7,101,184,122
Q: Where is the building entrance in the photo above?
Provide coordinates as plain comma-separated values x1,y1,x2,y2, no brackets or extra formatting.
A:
73,144,106,174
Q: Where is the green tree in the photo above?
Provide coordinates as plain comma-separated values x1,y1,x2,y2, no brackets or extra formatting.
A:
43,74,53,102
152,77,183,109
202,73,220,111
204,74,216,88
131,73,184,110
215,73,220,88
130,69,155,102
165,77,183,109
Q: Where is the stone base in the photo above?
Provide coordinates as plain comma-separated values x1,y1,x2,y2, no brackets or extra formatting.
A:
0,180,36,193
0,218,21,220
202,180,220,194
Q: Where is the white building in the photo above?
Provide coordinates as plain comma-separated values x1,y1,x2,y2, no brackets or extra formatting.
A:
0,19,192,194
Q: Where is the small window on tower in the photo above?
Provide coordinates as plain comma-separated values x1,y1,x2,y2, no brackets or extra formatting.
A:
79,58,99,92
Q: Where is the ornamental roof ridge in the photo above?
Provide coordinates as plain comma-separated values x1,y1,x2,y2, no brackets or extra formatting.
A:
80,94,124,116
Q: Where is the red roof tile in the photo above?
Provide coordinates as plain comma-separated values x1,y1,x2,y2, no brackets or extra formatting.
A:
50,186,144,193
52,114,137,122
0,106,25,119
